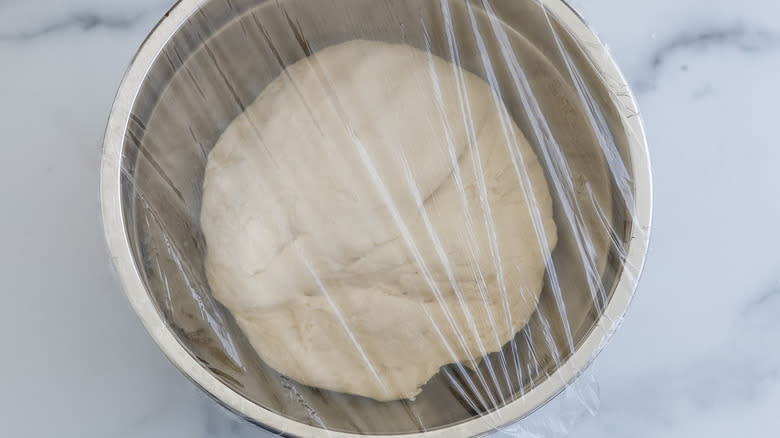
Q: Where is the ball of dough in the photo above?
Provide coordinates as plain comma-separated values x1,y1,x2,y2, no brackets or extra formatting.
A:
201,40,557,401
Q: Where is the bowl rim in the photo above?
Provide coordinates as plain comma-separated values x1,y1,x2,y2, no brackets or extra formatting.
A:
100,0,653,436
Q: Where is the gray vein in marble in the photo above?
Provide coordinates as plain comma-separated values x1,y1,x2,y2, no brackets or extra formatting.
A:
0,12,148,43
636,23,780,93
582,280,780,437
744,282,780,311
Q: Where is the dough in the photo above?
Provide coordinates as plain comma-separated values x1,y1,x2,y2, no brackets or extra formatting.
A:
201,40,557,401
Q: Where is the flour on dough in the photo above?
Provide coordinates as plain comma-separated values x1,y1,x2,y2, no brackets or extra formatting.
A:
200,40,557,401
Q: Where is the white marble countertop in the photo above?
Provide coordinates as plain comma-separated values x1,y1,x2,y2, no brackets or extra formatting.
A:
1,0,779,436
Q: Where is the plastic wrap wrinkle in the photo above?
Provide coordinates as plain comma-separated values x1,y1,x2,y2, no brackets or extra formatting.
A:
112,0,648,436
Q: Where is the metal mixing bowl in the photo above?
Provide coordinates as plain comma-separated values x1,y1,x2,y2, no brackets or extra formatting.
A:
100,0,652,436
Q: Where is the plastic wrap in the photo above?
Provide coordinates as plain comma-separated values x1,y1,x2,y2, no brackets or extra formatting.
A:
100,0,652,436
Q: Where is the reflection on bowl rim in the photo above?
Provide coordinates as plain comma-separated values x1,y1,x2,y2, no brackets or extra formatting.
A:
100,0,653,436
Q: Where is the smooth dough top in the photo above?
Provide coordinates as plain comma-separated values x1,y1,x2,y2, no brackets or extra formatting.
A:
201,40,557,401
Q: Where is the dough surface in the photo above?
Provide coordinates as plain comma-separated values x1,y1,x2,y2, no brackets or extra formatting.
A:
201,40,557,401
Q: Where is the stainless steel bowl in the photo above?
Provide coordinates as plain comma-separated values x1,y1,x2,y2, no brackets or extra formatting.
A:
100,0,652,436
